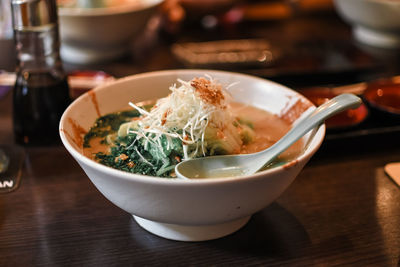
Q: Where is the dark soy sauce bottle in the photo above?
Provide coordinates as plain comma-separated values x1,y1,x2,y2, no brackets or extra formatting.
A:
11,0,71,146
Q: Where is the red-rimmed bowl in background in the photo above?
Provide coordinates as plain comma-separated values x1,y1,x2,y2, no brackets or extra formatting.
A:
363,80,400,116
301,88,369,129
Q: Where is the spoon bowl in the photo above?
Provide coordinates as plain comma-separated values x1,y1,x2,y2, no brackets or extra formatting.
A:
176,93,362,179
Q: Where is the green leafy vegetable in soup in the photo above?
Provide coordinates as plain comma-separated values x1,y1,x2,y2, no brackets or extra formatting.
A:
83,76,302,178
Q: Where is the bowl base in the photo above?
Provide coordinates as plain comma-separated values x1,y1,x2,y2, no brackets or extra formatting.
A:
133,215,251,241
354,26,400,49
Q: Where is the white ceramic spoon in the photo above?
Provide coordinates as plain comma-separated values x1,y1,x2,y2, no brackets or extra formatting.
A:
175,93,362,179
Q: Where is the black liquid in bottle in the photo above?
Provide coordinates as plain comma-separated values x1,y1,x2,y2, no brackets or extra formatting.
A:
11,0,71,146
13,72,70,145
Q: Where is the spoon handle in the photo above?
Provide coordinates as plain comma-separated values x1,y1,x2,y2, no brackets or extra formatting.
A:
258,93,362,170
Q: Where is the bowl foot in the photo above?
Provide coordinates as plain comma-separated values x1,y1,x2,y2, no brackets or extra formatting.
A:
354,26,400,49
133,215,251,241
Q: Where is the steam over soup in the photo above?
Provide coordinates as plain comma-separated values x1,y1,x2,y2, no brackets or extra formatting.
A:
82,77,304,177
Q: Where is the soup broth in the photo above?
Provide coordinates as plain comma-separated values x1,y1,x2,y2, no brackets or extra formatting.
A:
83,102,303,177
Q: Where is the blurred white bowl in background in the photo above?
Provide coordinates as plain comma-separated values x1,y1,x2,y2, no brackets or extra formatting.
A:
58,0,163,64
334,0,400,48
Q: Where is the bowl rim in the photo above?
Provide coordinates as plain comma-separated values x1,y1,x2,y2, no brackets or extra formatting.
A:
60,69,326,185
58,0,163,16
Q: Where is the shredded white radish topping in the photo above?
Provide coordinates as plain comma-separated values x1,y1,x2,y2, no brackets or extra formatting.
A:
128,76,236,160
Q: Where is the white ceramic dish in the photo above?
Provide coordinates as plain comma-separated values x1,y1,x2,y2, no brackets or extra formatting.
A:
59,69,325,241
58,0,163,64
334,0,400,48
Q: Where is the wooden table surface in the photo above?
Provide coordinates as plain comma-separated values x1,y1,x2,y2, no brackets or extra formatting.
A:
1,6,400,266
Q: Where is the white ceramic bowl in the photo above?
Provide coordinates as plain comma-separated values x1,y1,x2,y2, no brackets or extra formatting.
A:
59,69,325,241
334,0,400,48
58,0,163,64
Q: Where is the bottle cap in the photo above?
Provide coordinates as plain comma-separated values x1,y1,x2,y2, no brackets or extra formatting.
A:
11,0,58,30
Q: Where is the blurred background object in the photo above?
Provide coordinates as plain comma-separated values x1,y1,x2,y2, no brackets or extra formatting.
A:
67,70,115,98
171,39,277,69
300,87,369,129
0,148,9,174
0,1,15,72
160,0,334,33
363,77,400,116
242,0,333,21
178,0,238,19
0,0,13,39
57,0,164,64
334,0,400,49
